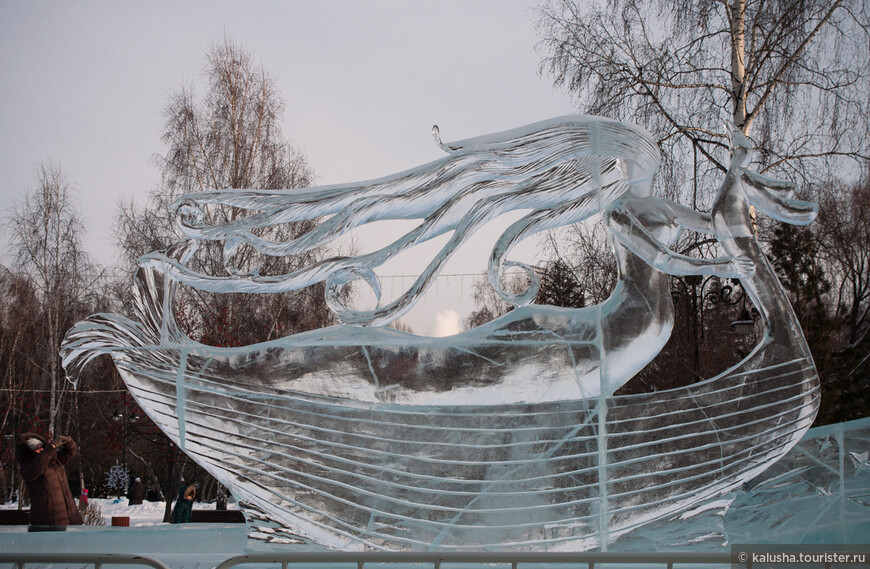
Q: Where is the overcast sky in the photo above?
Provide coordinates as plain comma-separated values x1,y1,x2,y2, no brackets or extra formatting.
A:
0,1,576,334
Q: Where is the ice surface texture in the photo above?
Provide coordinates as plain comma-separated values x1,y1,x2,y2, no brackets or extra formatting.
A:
61,116,819,550
725,416,870,546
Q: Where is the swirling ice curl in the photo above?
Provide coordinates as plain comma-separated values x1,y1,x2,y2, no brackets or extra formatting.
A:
140,116,660,327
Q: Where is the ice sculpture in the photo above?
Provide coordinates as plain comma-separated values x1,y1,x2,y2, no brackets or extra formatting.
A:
61,116,820,551
724,416,870,546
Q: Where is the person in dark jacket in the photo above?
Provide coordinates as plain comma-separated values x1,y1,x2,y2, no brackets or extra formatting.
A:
128,477,145,505
15,433,83,530
171,484,196,523
146,486,160,502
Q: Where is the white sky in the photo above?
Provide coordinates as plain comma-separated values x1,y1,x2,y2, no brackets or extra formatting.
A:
0,1,576,334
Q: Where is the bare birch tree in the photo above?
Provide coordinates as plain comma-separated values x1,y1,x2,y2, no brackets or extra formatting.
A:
536,0,870,421
464,271,532,329
541,220,619,306
116,36,333,345
537,0,870,204
0,269,40,499
9,163,98,436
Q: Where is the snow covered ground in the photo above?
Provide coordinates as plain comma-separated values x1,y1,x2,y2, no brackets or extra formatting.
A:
94,497,177,525
1,497,238,526
0,499,251,569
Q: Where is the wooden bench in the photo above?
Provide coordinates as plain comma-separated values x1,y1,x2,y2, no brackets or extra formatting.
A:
0,509,29,525
190,509,245,523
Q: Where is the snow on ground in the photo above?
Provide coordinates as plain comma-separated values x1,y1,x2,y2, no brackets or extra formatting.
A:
90,498,171,526
1,497,238,527
0,498,252,569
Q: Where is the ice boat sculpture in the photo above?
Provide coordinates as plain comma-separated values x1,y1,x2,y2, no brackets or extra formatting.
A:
61,117,820,550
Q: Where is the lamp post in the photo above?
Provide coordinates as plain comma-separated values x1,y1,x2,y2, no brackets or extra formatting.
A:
672,276,755,377
4,415,19,507
112,402,139,489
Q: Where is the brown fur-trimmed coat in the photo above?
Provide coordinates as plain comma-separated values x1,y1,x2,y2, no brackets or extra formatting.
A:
15,433,83,526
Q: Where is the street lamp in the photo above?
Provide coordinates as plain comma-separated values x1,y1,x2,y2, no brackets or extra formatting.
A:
730,307,757,331
112,406,139,481
672,275,755,376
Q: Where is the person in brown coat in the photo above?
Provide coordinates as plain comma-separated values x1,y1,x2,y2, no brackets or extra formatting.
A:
15,433,84,529
128,477,145,505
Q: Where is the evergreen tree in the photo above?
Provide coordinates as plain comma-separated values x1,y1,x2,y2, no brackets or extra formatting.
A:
535,260,586,308
769,222,832,358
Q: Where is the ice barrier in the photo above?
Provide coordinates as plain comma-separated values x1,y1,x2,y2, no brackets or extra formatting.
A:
61,116,819,550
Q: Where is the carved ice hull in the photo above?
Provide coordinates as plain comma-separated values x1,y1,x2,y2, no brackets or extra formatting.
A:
104,337,817,550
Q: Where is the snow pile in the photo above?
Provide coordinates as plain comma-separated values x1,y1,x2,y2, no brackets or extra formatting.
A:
89,497,170,526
